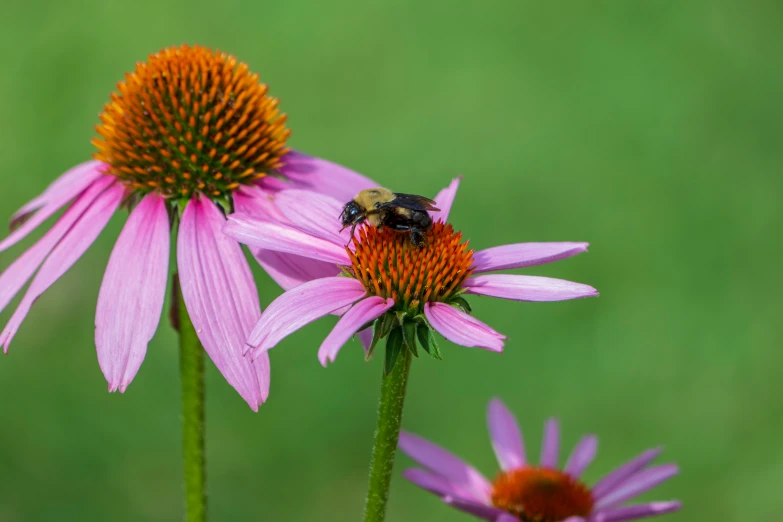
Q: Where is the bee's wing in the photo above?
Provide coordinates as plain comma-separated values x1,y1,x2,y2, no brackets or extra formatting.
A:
388,193,440,212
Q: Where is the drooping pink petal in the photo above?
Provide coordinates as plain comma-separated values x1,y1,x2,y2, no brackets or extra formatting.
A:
424,302,505,352
10,160,105,228
95,193,170,393
564,435,598,478
591,501,681,522
445,497,507,521
430,176,461,223
487,398,526,470
358,327,373,355
253,249,342,291
398,431,492,503
318,296,394,366
224,213,351,265
539,418,560,468
245,277,367,360
591,448,663,499
0,176,115,317
594,464,679,510
3,161,105,250
403,468,475,501
472,242,590,273
464,274,599,302
178,198,268,411
273,190,350,244
279,150,377,202
0,182,124,351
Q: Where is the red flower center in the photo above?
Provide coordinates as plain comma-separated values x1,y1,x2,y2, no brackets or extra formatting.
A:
92,44,290,200
491,467,594,522
347,222,474,315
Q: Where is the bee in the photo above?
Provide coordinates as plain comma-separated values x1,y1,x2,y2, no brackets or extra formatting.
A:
340,187,440,247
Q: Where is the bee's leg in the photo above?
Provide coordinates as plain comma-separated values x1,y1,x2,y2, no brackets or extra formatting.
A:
345,222,358,247
410,228,426,248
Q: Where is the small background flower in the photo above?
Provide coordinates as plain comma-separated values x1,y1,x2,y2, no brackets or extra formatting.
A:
399,398,681,522
0,3,775,521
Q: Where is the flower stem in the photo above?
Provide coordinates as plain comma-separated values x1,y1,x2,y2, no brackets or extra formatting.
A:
176,276,207,522
363,348,413,522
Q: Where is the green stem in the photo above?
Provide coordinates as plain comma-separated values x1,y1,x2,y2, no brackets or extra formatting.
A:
176,276,207,522
363,348,413,522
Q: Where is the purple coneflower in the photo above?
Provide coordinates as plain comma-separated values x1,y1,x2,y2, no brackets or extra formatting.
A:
399,399,681,522
0,44,373,410
224,177,598,368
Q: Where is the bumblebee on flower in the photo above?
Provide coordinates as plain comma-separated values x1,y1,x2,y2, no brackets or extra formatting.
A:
224,177,599,370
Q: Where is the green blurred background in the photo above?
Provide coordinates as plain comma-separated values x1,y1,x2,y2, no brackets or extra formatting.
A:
0,1,780,521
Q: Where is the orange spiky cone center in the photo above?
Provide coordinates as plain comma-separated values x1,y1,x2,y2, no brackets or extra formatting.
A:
92,44,290,200
491,467,594,522
347,222,474,315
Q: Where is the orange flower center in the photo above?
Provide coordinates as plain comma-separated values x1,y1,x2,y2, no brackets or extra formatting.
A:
347,222,474,315
92,44,290,201
491,467,594,522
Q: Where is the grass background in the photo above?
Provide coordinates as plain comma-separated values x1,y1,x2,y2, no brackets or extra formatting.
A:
0,1,781,521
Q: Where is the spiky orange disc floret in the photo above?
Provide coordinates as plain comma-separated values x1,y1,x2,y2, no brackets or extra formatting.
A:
92,44,291,199
347,222,474,315
491,467,594,522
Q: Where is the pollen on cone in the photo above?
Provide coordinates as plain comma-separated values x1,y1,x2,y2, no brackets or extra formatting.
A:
347,222,474,315
92,44,291,199
491,467,594,522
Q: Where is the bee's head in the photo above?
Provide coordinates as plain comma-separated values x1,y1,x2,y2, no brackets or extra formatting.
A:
340,200,364,228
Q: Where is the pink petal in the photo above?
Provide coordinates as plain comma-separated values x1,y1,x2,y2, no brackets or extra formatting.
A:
564,435,598,478
472,242,590,273
318,296,394,366
591,501,681,522
3,161,105,251
233,185,287,222
398,431,492,503
246,277,367,360
403,468,473,501
0,182,124,351
445,498,507,521
592,448,663,499
273,189,351,244
224,213,350,265
0,176,115,317
358,327,373,355
540,418,560,468
279,149,377,202
95,193,170,393
424,302,505,352
253,249,341,291
487,398,526,470
402,472,504,522
594,464,679,510
234,186,342,290
464,274,599,302
430,177,461,223
178,198,268,411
